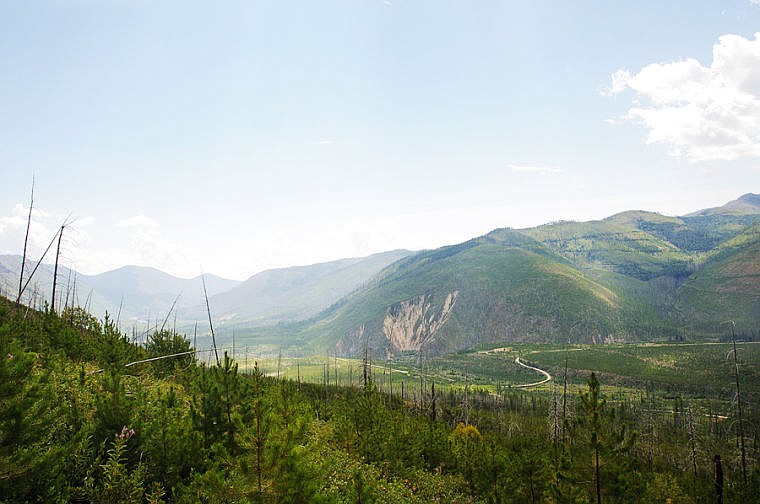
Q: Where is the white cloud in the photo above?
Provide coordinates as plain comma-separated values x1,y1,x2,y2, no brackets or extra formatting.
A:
509,164,563,174
607,33,760,162
45,214,193,277
112,215,195,276
0,204,57,257
118,214,160,229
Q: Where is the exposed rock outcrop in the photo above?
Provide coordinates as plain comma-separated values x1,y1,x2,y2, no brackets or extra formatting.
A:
335,323,366,356
383,291,458,353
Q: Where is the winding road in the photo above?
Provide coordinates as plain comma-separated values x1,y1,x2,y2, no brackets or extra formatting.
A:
514,356,552,388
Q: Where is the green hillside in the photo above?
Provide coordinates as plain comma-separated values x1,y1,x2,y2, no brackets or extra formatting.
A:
273,195,760,357
676,224,760,337
5,294,760,503
197,249,412,327
523,216,692,280
295,229,672,356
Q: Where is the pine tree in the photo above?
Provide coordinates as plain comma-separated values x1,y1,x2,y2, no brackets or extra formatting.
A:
574,372,636,504
0,344,67,500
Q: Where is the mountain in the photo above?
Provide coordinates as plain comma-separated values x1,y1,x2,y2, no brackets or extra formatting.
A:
0,250,413,332
0,255,123,319
675,223,760,335
0,255,240,326
5,194,759,355
190,250,412,327
81,266,239,325
280,194,760,356
688,193,760,216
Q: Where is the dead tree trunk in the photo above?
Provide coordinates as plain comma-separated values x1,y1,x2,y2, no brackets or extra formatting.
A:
730,321,747,485
17,178,34,304
714,454,723,504
51,224,65,312
202,273,220,367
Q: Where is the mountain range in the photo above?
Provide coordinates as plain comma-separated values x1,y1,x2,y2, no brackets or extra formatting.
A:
2,194,759,356
284,193,760,356
0,249,411,332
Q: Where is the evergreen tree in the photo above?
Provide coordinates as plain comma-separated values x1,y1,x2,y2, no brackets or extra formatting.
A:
0,344,67,500
145,329,195,377
573,372,637,503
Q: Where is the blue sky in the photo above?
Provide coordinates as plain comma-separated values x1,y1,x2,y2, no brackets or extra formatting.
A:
2,1,760,280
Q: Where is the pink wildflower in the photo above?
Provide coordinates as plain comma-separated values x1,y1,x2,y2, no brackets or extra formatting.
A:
118,426,135,440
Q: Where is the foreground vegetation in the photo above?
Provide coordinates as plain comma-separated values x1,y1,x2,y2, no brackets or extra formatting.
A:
2,296,759,502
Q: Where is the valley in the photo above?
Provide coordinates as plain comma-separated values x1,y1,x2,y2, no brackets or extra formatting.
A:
3,193,760,502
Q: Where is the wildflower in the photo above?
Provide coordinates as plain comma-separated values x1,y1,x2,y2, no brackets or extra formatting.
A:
118,425,135,440
6,353,12,360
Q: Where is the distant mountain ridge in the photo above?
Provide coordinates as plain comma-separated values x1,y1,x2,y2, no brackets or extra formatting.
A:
687,193,760,216
0,256,239,326
183,249,413,327
0,250,413,331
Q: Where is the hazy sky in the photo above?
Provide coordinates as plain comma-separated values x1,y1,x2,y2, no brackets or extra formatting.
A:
2,1,760,280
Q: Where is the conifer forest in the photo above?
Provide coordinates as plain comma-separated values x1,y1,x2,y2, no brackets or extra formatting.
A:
1,295,758,503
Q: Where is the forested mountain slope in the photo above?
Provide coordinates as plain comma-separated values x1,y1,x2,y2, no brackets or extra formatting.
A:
193,249,412,327
289,194,760,356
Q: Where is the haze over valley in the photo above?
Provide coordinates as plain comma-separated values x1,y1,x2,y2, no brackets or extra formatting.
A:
5,193,759,358
3,3,760,501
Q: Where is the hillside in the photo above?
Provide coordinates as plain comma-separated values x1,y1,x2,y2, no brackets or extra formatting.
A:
688,192,760,216
0,250,412,333
5,294,758,503
0,255,239,326
191,249,412,327
676,223,760,337
280,194,760,357
0,255,125,319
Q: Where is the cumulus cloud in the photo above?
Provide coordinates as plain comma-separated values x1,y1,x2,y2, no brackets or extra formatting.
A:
0,204,57,257
509,164,563,174
0,206,200,278
607,33,760,162
111,215,195,276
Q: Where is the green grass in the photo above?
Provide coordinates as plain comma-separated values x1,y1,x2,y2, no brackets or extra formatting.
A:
526,341,760,395
240,341,760,410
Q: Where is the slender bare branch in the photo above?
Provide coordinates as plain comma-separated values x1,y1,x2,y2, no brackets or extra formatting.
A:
202,272,220,366
18,226,61,303
51,224,65,312
159,291,183,334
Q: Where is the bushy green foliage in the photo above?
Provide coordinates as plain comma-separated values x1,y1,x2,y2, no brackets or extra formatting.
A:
85,427,146,504
0,343,68,500
145,329,194,376
1,295,759,503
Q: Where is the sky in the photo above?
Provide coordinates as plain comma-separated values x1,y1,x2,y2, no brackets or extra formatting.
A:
2,1,760,281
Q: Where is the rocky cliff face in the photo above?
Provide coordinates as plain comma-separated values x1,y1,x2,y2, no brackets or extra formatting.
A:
382,291,458,353
334,291,459,357
335,323,366,356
